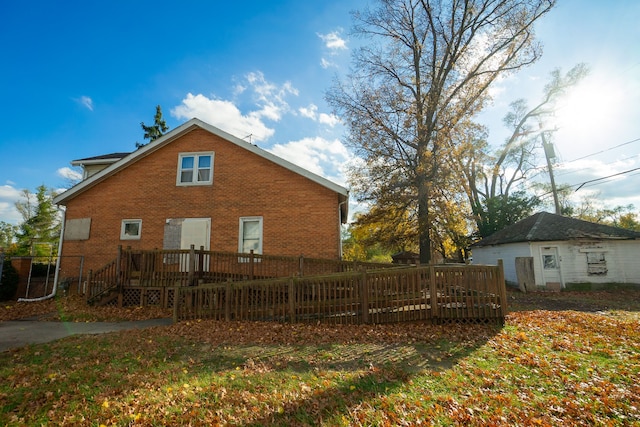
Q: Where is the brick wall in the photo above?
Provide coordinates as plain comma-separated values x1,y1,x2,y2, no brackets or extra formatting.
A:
59,128,344,275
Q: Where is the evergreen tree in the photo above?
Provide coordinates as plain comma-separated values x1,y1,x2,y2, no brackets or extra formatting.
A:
136,105,169,148
14,185,61,256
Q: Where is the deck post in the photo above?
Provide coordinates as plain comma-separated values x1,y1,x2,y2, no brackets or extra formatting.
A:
197,246,205,282
288,277,296,323
86,269,93,303
116,245,122,291
298,254,304,277
429,265,438,320
249,250,254,280
188,245,195,286
497,259,507,317
225,280,232,321
360,269,369,324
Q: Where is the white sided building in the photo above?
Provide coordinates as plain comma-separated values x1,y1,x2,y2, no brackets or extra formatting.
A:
471,212,640,290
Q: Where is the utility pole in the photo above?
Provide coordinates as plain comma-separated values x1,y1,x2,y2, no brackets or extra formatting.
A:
541,133,561,215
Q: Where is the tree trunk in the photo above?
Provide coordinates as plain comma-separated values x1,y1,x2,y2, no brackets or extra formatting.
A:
418,178,431,264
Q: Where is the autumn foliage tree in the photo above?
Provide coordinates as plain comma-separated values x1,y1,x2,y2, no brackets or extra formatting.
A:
328,0,555,263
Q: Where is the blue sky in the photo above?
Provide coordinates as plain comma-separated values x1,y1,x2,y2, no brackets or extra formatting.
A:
1,0,639,225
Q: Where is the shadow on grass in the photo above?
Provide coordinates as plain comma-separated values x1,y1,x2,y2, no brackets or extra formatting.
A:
232,330,499,426
0,322,501,425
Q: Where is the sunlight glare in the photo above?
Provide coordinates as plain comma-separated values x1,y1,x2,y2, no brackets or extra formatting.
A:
553,74,624,152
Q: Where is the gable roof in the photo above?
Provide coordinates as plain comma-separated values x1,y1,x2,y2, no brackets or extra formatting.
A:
472,211,640,247
54,118,349,219
70,152,130,165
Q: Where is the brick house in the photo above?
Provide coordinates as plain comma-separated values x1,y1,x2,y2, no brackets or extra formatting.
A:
53,118,349,279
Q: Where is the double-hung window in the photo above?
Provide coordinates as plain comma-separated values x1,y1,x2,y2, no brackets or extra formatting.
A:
177,152,214,186
239,217,263,255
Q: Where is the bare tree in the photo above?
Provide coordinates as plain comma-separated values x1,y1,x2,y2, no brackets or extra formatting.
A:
328,0,555,263
457,64,588,237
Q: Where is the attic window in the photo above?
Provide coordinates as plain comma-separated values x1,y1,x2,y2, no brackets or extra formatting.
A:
586,252,607,276
177,152,214,186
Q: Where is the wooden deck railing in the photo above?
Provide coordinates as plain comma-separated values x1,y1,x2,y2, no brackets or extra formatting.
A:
174,263,507,325
85,246,399,304
86,257,120,304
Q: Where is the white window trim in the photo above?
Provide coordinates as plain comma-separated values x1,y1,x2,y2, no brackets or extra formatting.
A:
120,219,142,240
176,152,214,186
238,216,263,255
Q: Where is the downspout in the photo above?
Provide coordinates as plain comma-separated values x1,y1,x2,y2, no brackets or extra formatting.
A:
18,206,66,302
338,200,347,259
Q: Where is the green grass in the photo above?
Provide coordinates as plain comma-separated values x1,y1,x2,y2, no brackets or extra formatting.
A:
1,308,639,425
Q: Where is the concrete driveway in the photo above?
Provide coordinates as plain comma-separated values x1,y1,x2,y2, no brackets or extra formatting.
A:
0,318,173,352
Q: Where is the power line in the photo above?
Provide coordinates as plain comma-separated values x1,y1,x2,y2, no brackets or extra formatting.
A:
531,166,640,199
561,137,640,165
575,166,640,191
554,152,640,178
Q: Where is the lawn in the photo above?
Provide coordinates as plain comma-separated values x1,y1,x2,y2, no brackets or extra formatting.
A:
1,290,639,426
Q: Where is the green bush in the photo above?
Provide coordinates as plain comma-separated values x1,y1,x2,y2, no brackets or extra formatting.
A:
0,259,19,301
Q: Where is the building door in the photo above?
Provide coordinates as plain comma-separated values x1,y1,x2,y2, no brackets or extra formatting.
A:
180,218,210,251
540,246,562,289
180,218,211,272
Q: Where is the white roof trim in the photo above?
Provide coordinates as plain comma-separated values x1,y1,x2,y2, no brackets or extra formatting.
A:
54,118,349,206
70,158,122,166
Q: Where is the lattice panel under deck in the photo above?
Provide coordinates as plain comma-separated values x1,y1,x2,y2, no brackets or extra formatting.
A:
122,288,142,307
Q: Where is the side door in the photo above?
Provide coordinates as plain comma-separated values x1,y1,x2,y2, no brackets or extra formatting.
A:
540,246,562,289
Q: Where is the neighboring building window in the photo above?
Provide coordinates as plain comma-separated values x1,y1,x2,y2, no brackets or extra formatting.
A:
121,219,142,240
542,254,557,269
177,152,214,185
586,252,607,275
239,217,263,255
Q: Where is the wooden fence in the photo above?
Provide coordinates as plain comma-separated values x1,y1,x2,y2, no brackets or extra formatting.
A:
174,262,507,325
86,246,396,305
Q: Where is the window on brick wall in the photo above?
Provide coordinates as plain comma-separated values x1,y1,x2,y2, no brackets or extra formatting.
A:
239,217,263,258
177,152,214,186
121,219,142,240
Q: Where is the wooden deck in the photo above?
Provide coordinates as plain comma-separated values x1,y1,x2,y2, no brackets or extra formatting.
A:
85,247,507,325
174,264,507,325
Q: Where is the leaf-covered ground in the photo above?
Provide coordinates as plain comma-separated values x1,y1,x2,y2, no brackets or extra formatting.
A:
1,289,639,426
0,295,171,322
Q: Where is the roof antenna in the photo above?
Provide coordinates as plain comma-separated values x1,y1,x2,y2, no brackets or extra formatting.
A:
243,134,253,143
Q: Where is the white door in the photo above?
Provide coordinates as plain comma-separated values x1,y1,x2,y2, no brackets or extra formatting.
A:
540,247,562,288
180,218,210,250
180,218,210,272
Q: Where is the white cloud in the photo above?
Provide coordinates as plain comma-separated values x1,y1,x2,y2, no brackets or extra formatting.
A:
318,30,348,69
299,104,318,120
57,167,83,182
318,112,340,127
172,93,275,142
172,72,299,142
76,95,94,111
246,71,298,121
320,58,334,69
0,184,23,224
298,104,340,127
269,136,351,184
318,31,347,51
